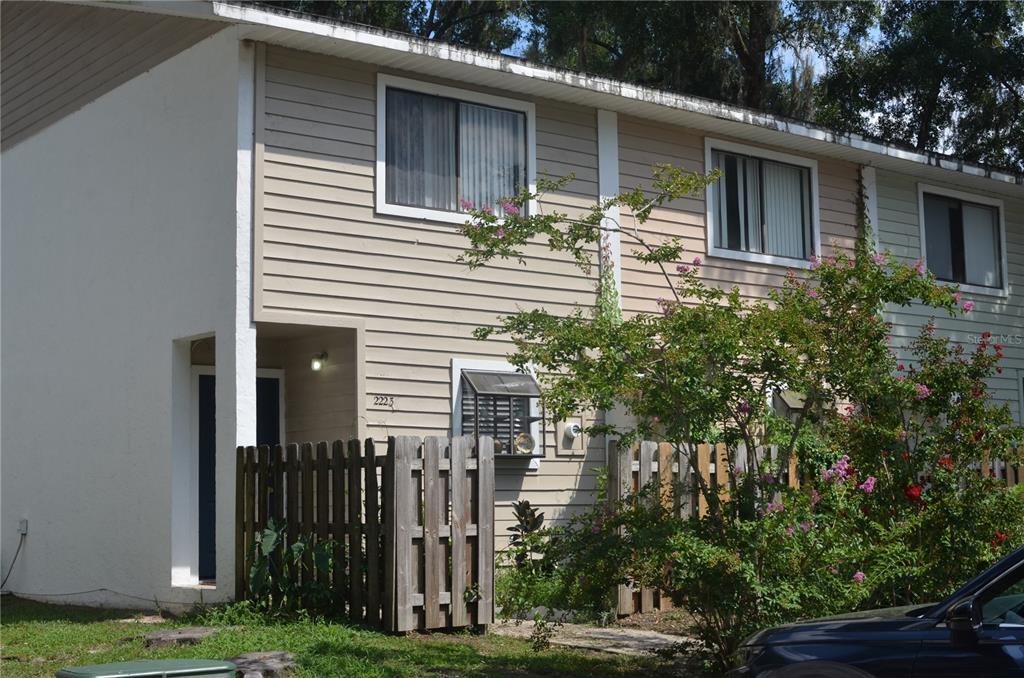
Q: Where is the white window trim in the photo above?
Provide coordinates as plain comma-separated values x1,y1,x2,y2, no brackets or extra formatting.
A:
916,183,1008,298
375,73,537,225
704,137,821,269
450,357,542,470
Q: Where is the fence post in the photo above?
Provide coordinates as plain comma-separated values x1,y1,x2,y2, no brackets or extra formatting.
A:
364,439,382,627
476,435,495,626
607,439,634,616
389,436,417,632
450,436,471,627
422,437,445,628
638,441,657,613
300,442,314,597
347,438,363,622
285,443,299,610
329,441,345,615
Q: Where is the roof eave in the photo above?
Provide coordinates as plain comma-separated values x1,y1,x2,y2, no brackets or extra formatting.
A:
144,2,1024,195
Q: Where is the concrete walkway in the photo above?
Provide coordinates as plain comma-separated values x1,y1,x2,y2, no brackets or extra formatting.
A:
492,620,689,656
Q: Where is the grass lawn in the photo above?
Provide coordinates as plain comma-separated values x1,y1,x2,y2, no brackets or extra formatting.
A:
0,597,673,677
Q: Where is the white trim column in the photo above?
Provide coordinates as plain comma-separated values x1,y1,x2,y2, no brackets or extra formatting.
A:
861,165,880,250
214,38,258,600
597,110,622,305
597,109,632,453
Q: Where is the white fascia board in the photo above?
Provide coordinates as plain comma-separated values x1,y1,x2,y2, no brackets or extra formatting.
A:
205,1,1023,192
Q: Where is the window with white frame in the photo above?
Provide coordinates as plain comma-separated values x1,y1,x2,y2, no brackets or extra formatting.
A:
921,188,1004,291
376,75,534,223
707,140,817,264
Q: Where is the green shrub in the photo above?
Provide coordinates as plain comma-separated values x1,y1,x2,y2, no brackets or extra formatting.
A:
459,168,1024,674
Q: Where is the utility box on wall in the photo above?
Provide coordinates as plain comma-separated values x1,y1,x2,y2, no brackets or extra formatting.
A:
556,415,586,455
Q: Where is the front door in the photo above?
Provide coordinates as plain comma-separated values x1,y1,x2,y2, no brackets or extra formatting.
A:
197,374,282,582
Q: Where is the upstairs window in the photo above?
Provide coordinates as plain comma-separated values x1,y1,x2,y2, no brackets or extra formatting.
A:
707,140,818,266
376,75,534,224
922,190,1004,291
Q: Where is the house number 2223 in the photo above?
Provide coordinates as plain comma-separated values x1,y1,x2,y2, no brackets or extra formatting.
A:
372,395,396,409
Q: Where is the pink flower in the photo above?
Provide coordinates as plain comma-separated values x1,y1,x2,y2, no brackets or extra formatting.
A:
852,571,865,583
737,399,751,414
897,363,905,371
481,205,493,215
495,227,506,239
809,255,820,269
692,256,703,266
501,202,520,215
460,198,475,211
871,253,886,265
676,264,690,274
808,289,819,298
858,476,876,493
915,259,926,275
810,489,821,507
829,566,839,575
823,455,853,483
953,292,962,305
962,300,975,312
914,383,931,400
785,526,795,537
896,375,906,382
799,522,813,532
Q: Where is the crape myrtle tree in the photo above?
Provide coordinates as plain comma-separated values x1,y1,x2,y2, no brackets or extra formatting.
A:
459,170,1024,671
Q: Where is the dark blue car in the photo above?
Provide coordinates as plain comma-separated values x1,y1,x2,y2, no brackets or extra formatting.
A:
728,545,1024,677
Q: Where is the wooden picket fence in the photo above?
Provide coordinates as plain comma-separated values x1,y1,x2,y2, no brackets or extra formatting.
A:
606,440,1022,616
235,435,495,632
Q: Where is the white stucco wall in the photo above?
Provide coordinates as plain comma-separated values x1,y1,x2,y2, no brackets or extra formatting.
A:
1,28,253,607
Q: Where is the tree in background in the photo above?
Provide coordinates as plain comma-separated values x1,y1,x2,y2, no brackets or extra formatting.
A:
264,0,1023,170
818,0,1024,172
261,0,524,53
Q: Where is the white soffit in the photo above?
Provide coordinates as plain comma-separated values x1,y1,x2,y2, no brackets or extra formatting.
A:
134,2,1024,197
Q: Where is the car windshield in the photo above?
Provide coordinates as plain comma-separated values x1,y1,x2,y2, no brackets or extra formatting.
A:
981,564,1024,626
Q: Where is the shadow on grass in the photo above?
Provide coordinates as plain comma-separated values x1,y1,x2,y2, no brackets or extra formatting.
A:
1,596,147,624
301,634,668,678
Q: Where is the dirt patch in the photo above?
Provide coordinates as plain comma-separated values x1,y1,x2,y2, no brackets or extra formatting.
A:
611,609,696,636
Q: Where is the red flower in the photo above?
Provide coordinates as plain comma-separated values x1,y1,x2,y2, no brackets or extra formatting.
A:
974,430,985,442
983,331,992,339
991,531,1008,548
938,455,954,471
904,483,922,502
901,451,911,461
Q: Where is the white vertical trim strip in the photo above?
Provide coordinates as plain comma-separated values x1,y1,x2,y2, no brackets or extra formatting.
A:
222,38,259,597
862,165,880,250
597,109,621,305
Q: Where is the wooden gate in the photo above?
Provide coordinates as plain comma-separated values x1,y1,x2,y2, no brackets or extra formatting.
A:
235,435,495,631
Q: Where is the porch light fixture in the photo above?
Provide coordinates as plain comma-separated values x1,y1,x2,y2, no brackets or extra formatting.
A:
310,352,328,372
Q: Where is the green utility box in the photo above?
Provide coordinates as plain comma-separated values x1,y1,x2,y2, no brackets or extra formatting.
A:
56,659,236,678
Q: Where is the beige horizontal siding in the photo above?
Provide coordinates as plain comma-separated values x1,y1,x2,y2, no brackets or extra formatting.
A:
256,46,606,527
617,116,861,316
877,169,1024,420
0,2,221,149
